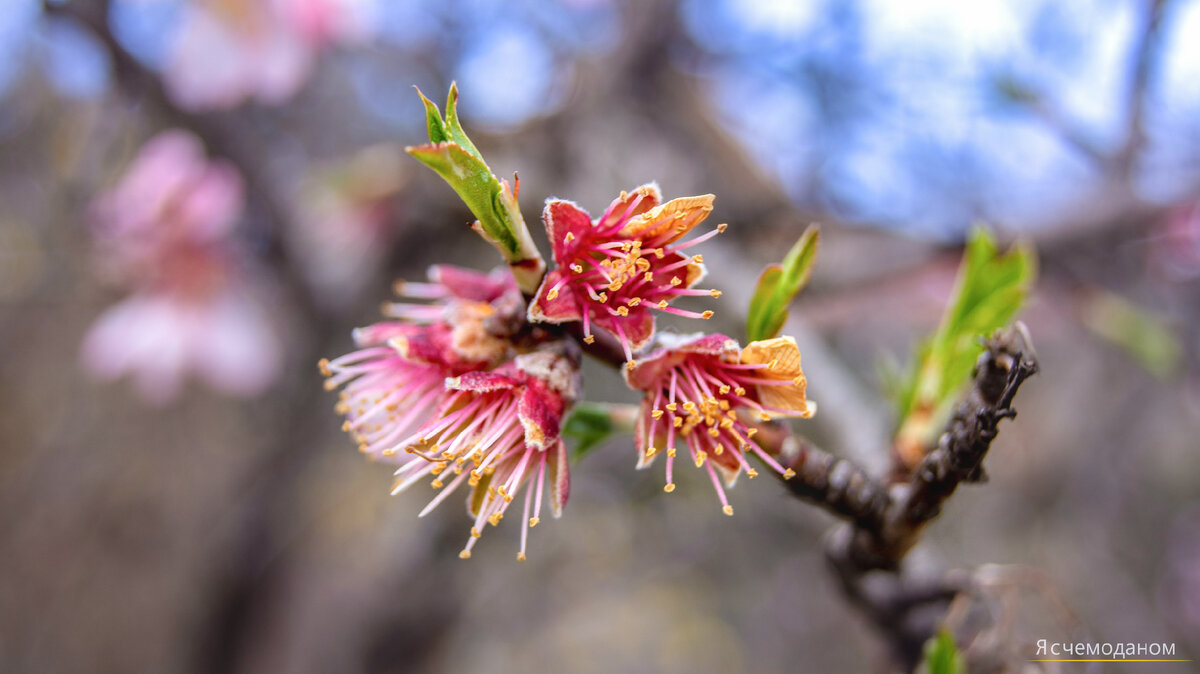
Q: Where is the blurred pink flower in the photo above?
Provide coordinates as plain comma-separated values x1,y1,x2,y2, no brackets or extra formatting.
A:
1156,201,1200,281
82,129,281,404
288,145,407,309
623,333,812,514
82,288,281,403
164,0,376,110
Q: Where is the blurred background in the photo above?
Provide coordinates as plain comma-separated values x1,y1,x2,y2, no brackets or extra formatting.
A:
1,0,1199,671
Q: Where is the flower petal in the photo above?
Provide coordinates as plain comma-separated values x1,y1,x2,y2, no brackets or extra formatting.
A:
597,183,661,230
428,264,515,303
528,269,583,324
593,309,655,352
446,370,519,392
548,439,570,517
620,194,714,245
633,398,662,469
739,336,812,417
517,381,565,450
543,199,593,266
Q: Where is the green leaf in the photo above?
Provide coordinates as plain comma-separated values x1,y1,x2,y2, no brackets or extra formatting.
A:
745,225,820,342
894,227,1035,452
406,141,519,253
562,402,637,461
406,84,545,294
921,630,965,674
563,406,616,461
1081,290,1183,380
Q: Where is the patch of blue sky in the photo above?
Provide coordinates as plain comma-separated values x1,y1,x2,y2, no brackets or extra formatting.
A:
108,0,183,70
455,21,564,130
0,0,42,99
39,17,112,99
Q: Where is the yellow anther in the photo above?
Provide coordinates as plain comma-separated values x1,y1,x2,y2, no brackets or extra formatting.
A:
565,232,575,242
616,306,629,316
746,469,758,479
651,409,664,420
517,552,527,561
663,483,676,493
694,451,707,467
643,272,654,282
459,550,472,559
471,527,482,538
723,505,734,516
667,447,677,458
666,403,677,412
710,289,722,298
692,254,704,263
782,468,796,480
658,300,669,308
701,311,714,319
735,387,746,396
717,223,728,233
529,517,540,527
547,289,559,300
718,385,731,395
317,358,331,376
671,277,682,286
430,479,444,488
583,334,595,345
645,446,658,458
570,263,583,273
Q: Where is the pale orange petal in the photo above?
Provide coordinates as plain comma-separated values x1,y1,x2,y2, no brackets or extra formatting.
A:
619,194,714,244
739,336,812,418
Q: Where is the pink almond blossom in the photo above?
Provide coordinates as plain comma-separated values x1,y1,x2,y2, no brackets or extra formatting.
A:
528,183,725,363
623,333,813,514
164,0,376,110
81,129,280,404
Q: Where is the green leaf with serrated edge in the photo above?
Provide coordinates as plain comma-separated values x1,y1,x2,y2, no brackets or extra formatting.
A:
745,226,820,342
921,630,965,674
895,226,1036,440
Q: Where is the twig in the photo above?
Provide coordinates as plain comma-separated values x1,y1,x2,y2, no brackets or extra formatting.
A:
749,324,1038,670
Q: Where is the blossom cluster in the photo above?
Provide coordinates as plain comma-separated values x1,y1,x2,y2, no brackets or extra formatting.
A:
323,185,815,560
321,265,575,560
